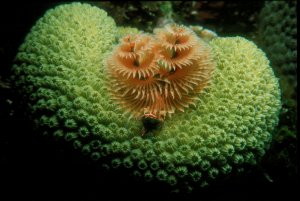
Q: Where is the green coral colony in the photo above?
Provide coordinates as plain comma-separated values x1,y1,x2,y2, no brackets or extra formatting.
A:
12,3,281,192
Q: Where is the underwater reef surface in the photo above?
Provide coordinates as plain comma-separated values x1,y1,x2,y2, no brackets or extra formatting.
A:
1,1,297,201
258,1,297,104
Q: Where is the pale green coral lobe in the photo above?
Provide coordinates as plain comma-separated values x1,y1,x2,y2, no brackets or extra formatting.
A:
12,3,281,192
116,26,142,39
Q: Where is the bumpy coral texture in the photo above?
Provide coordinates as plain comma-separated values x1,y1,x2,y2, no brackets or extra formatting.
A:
12,3,281,193
107,24,214,119
258,1,297,100
116,26,141,39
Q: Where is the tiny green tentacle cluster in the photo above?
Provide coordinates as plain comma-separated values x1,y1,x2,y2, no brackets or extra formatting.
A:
12,2,281,193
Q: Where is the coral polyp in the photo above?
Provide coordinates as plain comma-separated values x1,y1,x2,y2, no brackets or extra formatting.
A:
106,24,215,119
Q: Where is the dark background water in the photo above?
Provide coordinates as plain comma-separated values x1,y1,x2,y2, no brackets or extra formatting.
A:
0,1,297,200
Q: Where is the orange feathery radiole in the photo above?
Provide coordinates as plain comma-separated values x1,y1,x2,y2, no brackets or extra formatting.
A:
107,33,163,118
154,24,203,71
108,34,161,79
155,24,198,51
155,24,214,115
106,24,215,120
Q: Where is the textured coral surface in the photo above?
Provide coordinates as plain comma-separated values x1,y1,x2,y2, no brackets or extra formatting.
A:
258,1,297,102
11,2,281,194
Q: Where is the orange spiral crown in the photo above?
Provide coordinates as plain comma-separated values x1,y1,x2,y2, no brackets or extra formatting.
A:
106,24,214,120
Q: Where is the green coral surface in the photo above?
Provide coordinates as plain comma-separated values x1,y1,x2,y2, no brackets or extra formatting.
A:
12,2,281,192
258,1,297,101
